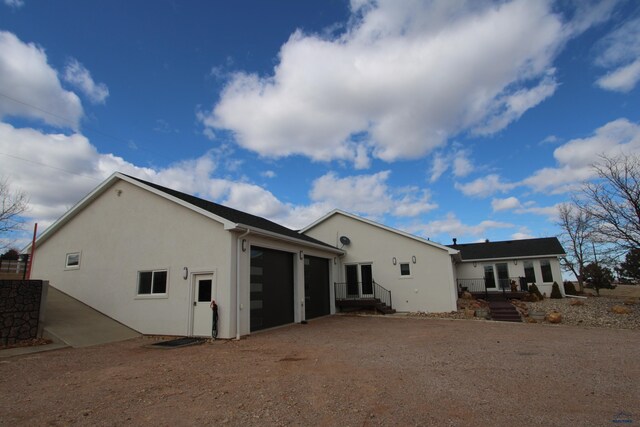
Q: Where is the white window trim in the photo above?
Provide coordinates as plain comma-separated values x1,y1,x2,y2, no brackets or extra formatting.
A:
135,268,170,299
399,262,412,279
65,252,81,270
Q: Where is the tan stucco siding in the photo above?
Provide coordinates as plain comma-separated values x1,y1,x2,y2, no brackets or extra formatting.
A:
304,213,457,313
31,179,234,337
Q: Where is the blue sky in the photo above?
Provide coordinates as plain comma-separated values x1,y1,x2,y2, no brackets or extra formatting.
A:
1,0,640,248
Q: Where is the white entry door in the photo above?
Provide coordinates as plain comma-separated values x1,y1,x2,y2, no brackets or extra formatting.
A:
192,273,215,337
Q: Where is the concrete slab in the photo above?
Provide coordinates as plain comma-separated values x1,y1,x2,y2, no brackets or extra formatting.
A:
42,287,140,348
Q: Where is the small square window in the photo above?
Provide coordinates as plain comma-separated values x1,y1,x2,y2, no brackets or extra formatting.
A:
65,252,81,269
400,263,411,276
137,270,168,296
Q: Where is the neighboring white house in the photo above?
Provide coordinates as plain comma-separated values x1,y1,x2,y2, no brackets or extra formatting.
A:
301,210,460,313
449,238,566,297
30,173,342,339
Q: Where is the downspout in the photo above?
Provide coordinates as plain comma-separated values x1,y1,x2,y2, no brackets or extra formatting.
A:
236,228,250,340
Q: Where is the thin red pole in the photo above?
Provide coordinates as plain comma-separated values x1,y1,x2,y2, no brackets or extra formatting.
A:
25,223,37,280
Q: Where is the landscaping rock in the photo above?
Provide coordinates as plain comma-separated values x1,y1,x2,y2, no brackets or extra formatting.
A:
611,305,632,315
464,308,475,318
461,291,473,300
623,298,637,306
569,299,585,306
546,311,562,323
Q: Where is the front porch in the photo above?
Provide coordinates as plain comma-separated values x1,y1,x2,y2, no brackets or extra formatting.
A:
334,281,395,314
457,277,530,301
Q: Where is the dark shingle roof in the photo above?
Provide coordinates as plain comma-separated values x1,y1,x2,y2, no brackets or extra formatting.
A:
124,174,336,250
448,237,565,261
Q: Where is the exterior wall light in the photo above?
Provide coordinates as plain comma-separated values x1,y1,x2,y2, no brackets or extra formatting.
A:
392,257,397,265
513,259,518,265
182,267,189,280
299,251,304,260
473,262,477,267
242,239,247,252
412,256,417,264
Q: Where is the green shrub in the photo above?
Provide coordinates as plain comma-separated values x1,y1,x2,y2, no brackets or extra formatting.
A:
529,283,544,300
563,281,577,296
550,282,563,299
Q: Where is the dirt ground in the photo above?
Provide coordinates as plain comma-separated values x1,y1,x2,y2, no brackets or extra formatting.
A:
1,316,638,426
598,284,640,298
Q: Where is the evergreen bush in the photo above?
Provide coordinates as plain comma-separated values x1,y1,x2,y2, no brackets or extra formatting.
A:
550,282,563,299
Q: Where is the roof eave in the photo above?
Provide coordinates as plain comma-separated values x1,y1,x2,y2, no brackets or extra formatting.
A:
460,253,566,263
228,223,344,254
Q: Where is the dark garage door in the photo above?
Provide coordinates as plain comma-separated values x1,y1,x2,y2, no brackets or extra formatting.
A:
250,246,294,332
304,255,330,320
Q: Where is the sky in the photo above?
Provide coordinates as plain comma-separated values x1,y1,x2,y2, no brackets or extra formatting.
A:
1,0,640,249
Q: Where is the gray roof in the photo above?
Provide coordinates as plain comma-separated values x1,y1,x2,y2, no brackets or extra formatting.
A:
448,237,566,261
125,175,336,249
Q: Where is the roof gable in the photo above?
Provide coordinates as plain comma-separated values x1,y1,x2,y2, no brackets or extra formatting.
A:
302,209,458,255
448,237,566,261
34,172,340,252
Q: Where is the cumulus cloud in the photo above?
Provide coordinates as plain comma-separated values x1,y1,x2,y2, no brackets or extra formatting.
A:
200,0,602,165
595,16,640,92
405,212,513,242
522,118,640,193
0,31,83,129
455,174,517,198
63,59,109,104
429,147,474,183
491,197,521,212
456,118,640,197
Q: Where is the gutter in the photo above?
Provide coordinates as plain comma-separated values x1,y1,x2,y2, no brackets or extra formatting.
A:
227,223,344,255
236,228,251,340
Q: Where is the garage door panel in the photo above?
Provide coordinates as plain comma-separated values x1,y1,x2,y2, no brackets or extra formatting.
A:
250,246,294,332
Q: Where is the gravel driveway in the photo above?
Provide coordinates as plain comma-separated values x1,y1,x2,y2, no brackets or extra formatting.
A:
1,315,638,426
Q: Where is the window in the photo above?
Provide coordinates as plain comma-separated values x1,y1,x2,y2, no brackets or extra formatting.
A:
137,270,168,295
540,260,553,283
65,252,81,269
523,261,536,283
400,263,411,276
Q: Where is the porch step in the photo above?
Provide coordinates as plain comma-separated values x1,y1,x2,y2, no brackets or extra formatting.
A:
335,298,396,315
488,301,522,322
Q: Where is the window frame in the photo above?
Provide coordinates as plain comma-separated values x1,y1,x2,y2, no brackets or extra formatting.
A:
540,259,554,283
136,269,169,298
65,252,81,270
399,262,412,278
523,260,536,284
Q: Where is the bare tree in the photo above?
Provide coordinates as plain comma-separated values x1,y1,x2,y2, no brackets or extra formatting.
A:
557,202,595,293
0,177,29,251
580,154,640,253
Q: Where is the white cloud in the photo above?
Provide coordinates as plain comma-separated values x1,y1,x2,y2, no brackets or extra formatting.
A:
522,118,640,193
0,31,82,129
309,171,437,220
261,170,276,179
3,0,24,8
429,147,474,183
406,212,513,241
63,59,109,104
511,230,534,240
455,174,517,198
595,16,640,92
201,0,600,165
491,197,521,212
596,59,640,92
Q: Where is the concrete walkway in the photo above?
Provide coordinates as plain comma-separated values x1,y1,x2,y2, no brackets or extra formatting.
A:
41,286,140,348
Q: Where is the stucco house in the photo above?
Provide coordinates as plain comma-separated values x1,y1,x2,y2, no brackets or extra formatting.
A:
301,210,460,313
450,237,566,297
30,173,343,339
30,173,567,339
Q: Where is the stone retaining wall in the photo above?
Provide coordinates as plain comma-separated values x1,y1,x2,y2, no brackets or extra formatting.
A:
0,280,46,345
